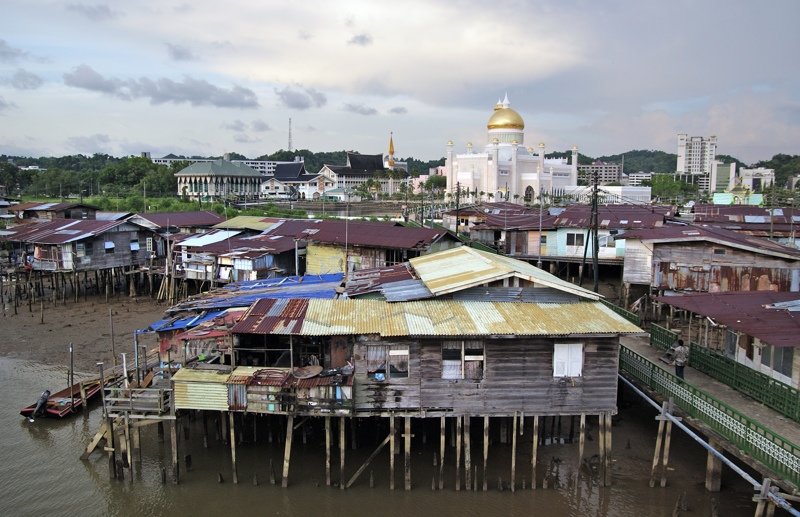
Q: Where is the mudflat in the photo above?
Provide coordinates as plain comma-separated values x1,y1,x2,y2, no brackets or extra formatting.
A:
0,297,166,372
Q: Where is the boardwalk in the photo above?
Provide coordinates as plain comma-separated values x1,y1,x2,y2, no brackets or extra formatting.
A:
622,335,800,492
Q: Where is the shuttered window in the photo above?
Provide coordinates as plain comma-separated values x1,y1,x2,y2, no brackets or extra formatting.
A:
553,343,583,377
442,340,484,380
366,345,408,380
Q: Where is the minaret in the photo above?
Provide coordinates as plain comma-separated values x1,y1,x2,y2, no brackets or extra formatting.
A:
446,140,454,190
387,132,395,168
571,145,579,185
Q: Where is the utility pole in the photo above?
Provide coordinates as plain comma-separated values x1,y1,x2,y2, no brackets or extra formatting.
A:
537,191,543,268
591,169,600,293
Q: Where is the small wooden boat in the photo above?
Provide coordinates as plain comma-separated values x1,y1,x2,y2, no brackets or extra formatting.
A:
292,365,323,379
20,379,103,419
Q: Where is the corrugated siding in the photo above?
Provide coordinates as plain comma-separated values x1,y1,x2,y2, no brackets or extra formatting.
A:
307,244,344,275
622,239,652,285
174,382,229,410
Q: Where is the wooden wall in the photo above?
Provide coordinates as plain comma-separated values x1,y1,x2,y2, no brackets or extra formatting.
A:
352,335,620,416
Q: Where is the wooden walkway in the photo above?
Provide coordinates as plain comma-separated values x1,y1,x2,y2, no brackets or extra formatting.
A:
622,335,800,447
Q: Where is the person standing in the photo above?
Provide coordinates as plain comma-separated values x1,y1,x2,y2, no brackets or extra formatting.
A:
673,339,689,379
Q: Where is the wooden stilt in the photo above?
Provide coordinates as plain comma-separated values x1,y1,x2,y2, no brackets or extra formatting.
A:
390,415,396,490
325,416,332,487
339,416,346,489
439,416,445,490
705,438,723,492
124,414,133,482
404,416,411,491
346,434,391,488
578,413,586,466
649,402,667,488
281,415,294,487
464,416,472,490
170,420,179,484
202,412,209,448
511,412,517,493
604,412,612,487
482,416,489,492
531,415,539,490
455,416,462,491
659,418,673,488
229,412,238,484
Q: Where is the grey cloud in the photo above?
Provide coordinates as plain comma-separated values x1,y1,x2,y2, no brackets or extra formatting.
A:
298,31,312,41
63,64,259,108
166,43,197,62
275,85,327,110
389,106,408,115
10,69,43,90
0,96,14,112
66,133,112,153
251,120,270,132
343,103,377,116
348,34,373,46
304,125,317,132
0,39,28,63
66,3,118,21
222,120,246,132
233,133,260,144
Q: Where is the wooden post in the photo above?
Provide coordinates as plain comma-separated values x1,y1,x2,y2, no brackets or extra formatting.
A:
464,416,472,490
439,416,445,490
705,438,723,492
325,416,332,487
339,416,346,490
604,412,612,487
649,402,667,488
389,415,396,490
346,434,391,488
511,412,517,493
124,413,133,483
578,413,586,466
455,416,462,490
170,420,179,484
598,413,607,487
531,415,539,490
659,417,673,488
404,416,411,491
482,416,489,492
229,412,238,484
281,415,294,487
202,412,209,448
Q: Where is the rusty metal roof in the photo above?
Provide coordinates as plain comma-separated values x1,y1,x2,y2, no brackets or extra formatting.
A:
232,297,641,337
133,211,225,229
555,204,669,229
0,219,132,244
409,246,601,300
623,224,800,260
655,291,800,348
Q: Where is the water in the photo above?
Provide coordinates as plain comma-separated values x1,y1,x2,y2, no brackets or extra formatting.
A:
0,358,757,516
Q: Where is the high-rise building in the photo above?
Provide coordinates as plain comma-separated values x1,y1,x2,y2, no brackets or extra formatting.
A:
676,133,717,192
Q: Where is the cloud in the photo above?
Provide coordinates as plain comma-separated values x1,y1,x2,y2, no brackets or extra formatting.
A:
275,85,327,110
389,106,408,115
348,34,373,46
222,120,246,132
66,133,112,153
9,69,43,90
0,96,14,112
0,39,28,63
251,120,270,132
233,133,260,144
165,43,197,62
63,64,259,108
66,3,118,21
298,31,312,41
343,103,377,116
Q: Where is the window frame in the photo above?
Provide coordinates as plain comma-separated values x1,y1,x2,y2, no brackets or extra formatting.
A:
442,340,484,380
366,344,409,381
553,342,584,378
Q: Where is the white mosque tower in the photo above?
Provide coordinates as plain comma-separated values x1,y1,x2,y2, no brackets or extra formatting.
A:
444,94,578,202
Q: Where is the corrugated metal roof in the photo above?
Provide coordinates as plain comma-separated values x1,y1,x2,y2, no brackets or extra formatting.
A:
449,286,581,303
213,216,282,231
0,219,129,244
655,291,800,348
172,367,233,383
381,279,434,302
133,211,225,229
409,246,600,300
232,298,641,337
179,230,241,247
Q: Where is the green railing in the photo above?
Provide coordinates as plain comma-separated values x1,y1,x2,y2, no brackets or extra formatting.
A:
650,323,678,352
601,299,641,326
468,241,499,254
620,345,800,488
689,344,800,424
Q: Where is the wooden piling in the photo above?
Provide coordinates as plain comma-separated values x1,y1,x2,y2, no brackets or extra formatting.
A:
390,415,396,490
404,416,411,491
603,412,612,487
455,416,462,491
170,420,179,484
229,412,238,484
339,416,346,489
705,438,722,492
325,416,332,487
578,413,586,466
439,416,445,490
464,416,472,490
650,402,667,488
660,417,673,488
511,412,517,493
281,415,294,487
483,416,489,492
531,415,539,490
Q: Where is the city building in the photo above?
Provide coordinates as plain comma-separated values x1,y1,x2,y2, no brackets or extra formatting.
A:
174,158,262,201
145,152,300,177
444,95,579,202
676,133,717,191
578,161,621,185
319,152,408,198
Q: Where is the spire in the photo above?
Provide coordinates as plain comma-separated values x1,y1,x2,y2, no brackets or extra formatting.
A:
502,92,510,108
387,131,395,167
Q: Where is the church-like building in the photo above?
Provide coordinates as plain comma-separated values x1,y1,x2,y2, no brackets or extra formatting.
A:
444,95,578,202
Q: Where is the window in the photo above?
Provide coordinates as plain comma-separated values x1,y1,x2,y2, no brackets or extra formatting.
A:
713,248,726,255
566,232,585,247
130,239,140,251
104,241,115,254
442,340,484,380
366,345,408,380
553,343,583,377
146,237,153,252
76,242,87,258
763,344,793,377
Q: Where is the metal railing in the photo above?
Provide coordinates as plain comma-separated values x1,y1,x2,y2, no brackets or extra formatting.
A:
601,299,641,326
649,323,678,351
620,345,800,488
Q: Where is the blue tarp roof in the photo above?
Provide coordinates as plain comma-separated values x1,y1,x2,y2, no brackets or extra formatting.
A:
146,309,227,333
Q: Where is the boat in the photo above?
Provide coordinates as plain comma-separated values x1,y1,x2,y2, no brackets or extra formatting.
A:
20,379,104,420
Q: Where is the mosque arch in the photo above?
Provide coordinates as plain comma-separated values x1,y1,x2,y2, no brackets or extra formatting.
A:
524,186,534,203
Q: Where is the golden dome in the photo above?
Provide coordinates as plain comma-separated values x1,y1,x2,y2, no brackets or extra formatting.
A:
487,107,524,130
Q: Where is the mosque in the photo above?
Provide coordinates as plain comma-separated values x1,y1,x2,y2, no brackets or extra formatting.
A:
444,95,579,202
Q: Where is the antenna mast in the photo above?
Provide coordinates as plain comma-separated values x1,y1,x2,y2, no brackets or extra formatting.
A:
288,117,293,152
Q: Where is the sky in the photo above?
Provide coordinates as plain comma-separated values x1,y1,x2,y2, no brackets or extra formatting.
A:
1,1,799,164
